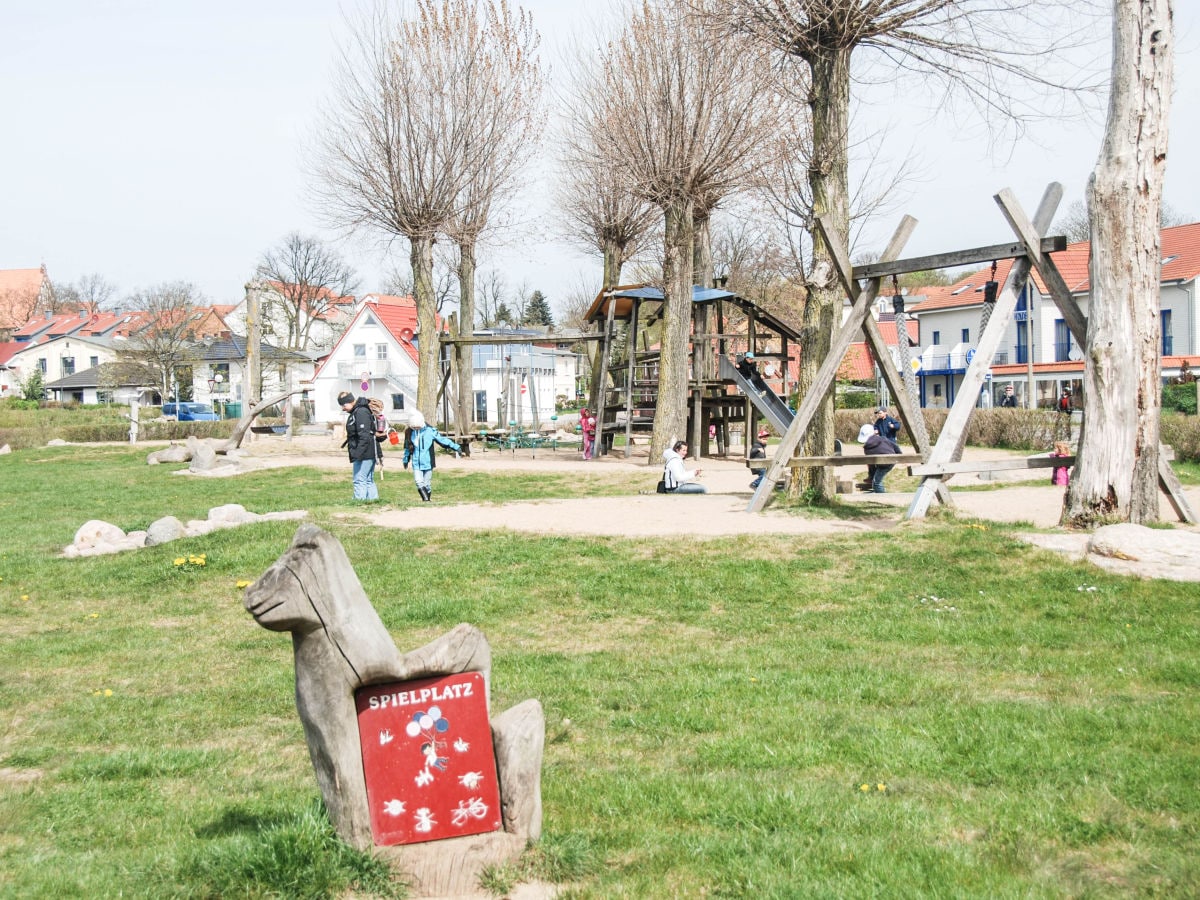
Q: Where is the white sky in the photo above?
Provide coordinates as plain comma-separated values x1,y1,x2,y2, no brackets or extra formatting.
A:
2,1,1198,316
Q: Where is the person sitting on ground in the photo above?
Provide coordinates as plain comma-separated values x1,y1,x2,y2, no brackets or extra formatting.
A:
873,407,901,441
749,427,770,489
1050,440,1072,486
662,440,706,494
859,422,900,493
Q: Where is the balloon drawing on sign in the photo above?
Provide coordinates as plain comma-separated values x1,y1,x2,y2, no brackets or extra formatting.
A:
361,381,370,392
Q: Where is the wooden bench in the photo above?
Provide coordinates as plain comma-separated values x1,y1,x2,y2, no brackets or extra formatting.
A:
748,454,924,469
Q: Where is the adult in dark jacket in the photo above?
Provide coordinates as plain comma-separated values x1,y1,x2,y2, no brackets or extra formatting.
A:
861,427,901,493
873,408,901,441
402,411,461,502
339,391,379,501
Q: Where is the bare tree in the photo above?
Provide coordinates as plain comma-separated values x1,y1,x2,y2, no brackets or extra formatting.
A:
1053,197,1192,244
313,1,494,420
417,1,547,429
701,0,1100,498
255,233,359,351
384,252,459,314
1065,0,1173,526
119,282,206,402
50,273,119,316
583,0,778,461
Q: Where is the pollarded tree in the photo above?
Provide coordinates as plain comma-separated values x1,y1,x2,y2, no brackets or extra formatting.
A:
442,0,545,430
314,1,497,420
1065,0,1174,526
584,0,778,461
700,0,1100,498
256,233,359,351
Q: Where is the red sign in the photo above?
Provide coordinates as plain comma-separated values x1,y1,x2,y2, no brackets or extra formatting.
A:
355,672,502,846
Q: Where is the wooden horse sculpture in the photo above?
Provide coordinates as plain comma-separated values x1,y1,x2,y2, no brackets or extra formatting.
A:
244,524,544,862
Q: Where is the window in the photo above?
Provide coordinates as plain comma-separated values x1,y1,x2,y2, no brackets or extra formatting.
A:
62,357,75,376
38,358,47,373
932,331,940,345
1054,319,1071,362
1162,309,1173,356
97,391,113,404
474,390,488,423
390,393,405,411
89,356,99,368
933,384,943,397
1016,321,1029,364
353,344,366,358
961,328,969,343
376,343,388,360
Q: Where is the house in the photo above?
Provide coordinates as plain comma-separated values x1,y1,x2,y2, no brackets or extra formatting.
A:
466,329,580,427
0,266,53,341
908,222,1200,408
0,342,24,396
189,335,315,415
223,282,355,352
308,294,423,424
6,333,125,393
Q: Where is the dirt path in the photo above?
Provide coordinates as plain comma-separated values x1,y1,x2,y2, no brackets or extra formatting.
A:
232,433,1199,539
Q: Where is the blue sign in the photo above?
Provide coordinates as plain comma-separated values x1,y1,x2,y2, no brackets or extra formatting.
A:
966,348,976,365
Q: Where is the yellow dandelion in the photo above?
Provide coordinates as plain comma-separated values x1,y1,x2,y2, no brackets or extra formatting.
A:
174,557,186,566
877,784,887,792
860,784,870,792
21,594,29,601
750,677,759,682
89,613,99,619
236,579,252,589
1126,624,1131,629
92,690,101,696
104,689,113,696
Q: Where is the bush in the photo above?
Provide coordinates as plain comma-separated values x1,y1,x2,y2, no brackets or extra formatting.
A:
1162,412,1200,463
834,407,1061,451
1163,382,1198,415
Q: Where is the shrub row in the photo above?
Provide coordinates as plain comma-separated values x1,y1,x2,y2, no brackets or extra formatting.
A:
834,407,1200,463
0,420,234,451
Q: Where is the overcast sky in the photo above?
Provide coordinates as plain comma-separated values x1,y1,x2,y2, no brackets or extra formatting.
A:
2,1,1198,317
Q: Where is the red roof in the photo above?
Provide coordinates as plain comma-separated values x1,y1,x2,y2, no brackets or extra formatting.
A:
837,317,917,380
908,221,1200,314
367,296,422,364
0,341,22,366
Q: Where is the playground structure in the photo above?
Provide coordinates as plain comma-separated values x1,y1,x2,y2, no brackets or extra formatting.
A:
746,183,1195,524
582,284,801,458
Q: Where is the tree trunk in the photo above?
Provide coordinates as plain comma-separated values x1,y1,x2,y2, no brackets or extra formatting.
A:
411,235,440,421
1065,0,1173,527
796,46,851,499
650,197,694,462
455,239,477,434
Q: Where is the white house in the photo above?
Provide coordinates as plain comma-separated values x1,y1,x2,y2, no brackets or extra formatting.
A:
223,282,355,353
309,294,422,424
908,222,1200,409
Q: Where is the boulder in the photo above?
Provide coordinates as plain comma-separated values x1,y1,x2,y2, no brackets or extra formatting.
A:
188,436,219,472
145,516,186,546
0,444,10,455
74,520,127,550
208,503,255,525
147,444,190,465
1088,523,1200,582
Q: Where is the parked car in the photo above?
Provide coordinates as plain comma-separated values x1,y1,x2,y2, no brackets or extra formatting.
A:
161,402,220,421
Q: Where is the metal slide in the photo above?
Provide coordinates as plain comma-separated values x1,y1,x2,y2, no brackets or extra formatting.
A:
718,356,794,434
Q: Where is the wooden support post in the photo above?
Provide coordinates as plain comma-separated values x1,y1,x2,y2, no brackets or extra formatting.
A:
747,214,917,512
595,295,617,457
906,184,1062,519
623,299,638,458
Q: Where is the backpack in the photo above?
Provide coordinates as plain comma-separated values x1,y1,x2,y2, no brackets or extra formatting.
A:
367,398,387,439
656,479,668,494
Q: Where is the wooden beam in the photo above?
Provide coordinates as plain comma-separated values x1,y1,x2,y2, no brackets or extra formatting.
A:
751,454,925,468
994,189,1089,344
909,456,1074,476
439,333,605,345
852,237,1066,280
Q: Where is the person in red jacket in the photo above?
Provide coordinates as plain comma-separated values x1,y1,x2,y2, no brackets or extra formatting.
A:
580,408,597,460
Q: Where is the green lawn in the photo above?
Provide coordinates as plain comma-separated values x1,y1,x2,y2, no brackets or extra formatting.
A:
1,446,1198,898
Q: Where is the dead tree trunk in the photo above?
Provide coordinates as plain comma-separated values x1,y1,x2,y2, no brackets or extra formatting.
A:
1065,0,1173,526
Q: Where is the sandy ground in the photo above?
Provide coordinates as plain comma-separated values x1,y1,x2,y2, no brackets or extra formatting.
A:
229,432,1200,538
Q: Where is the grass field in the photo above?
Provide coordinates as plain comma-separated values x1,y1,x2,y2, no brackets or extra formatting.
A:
1,445,1198,898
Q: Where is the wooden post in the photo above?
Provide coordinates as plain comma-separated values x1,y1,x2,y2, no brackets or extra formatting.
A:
595,295,617,457
623,299,638,458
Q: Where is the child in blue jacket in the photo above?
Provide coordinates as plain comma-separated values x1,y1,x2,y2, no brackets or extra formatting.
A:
402,411,461,502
